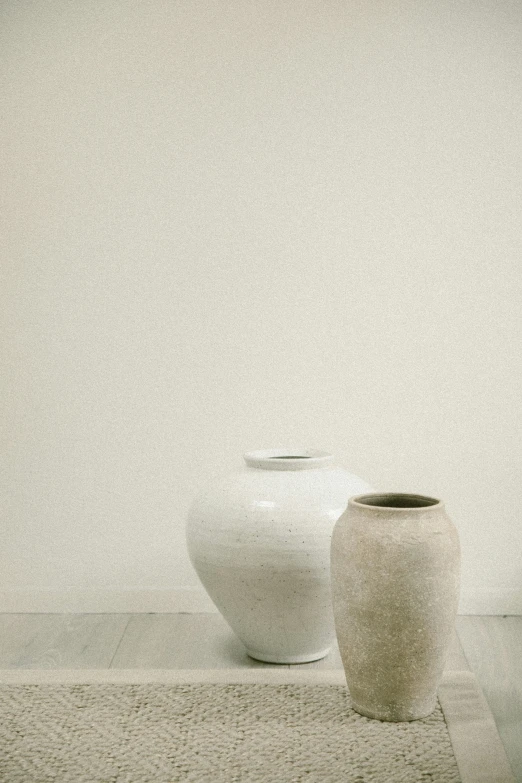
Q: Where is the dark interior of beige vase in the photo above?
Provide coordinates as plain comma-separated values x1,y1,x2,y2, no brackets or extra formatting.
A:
358,494,439,508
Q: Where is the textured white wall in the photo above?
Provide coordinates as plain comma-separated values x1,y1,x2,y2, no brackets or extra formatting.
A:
1,0,521,612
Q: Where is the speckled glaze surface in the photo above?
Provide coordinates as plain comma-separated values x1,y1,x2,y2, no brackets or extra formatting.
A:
186,449,372,664
331,493,461,721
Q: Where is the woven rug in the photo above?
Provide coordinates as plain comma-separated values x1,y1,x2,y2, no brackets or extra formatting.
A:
0,669,514,783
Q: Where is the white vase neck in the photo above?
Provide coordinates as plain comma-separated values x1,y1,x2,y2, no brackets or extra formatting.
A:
243,449,334,471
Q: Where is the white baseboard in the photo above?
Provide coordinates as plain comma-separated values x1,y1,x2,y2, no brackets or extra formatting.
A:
0,587,520,614
0,589,218,614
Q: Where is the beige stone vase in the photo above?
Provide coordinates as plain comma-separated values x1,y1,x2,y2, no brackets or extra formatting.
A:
331,493,460,722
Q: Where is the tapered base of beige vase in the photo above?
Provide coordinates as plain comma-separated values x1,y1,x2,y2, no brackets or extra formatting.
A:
246,647,331,664
350,697,438,722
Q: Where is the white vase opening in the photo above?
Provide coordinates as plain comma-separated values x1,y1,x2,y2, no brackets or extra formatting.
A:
244,449,334,471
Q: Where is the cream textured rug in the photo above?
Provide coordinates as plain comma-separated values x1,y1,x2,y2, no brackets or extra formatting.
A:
0,669,514,783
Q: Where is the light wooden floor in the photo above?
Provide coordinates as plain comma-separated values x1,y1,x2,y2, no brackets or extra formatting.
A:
1,614,520,781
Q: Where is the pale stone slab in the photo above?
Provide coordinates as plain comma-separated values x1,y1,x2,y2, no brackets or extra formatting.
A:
457,616,522,782
0,614,130,669
110,612,289,669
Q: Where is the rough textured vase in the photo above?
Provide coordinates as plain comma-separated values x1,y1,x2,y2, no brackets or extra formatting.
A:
331,493,460,721
186,449,372,663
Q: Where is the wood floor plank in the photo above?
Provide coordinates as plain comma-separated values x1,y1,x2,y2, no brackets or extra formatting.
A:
297,640,343,669
0,613,470,672
112,615,468,672
299,627,469,671
456,616,522,783
0,614,130,669
445,627,471,671
110,613,289,669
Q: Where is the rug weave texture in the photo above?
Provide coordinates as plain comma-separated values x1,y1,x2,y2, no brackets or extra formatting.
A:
0,682,461,783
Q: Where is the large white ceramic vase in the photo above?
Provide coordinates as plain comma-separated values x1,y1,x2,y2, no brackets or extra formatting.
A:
186,449,372,663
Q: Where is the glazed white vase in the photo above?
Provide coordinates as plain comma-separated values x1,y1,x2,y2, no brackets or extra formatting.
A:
331,493,461,721
186,449,372,664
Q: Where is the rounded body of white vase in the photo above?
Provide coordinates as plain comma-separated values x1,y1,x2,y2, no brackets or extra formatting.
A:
331,493,460,721
186,449,372,664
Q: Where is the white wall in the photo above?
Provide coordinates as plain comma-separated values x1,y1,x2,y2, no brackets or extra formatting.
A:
1,0,521,614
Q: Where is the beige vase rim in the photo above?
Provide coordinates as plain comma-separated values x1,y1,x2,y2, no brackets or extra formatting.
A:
349,492,444,511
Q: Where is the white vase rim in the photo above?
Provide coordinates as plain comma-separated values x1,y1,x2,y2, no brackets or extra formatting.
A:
349,493,443,511
243,449,334,471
